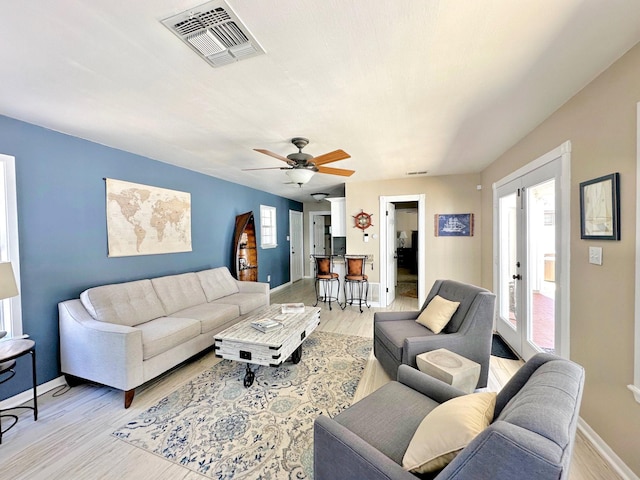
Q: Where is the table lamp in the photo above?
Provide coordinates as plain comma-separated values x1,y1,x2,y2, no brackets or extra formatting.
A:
398,231,408,248
0,262,19,339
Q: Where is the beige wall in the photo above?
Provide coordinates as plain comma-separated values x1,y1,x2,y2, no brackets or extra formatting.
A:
345,174,482,297
481,42,640,473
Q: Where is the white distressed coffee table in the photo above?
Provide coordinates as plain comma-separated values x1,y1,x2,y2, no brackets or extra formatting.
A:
214,304,321,387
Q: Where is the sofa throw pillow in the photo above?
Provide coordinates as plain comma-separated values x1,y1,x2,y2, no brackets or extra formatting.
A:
402,392,496,474
416,295,460,334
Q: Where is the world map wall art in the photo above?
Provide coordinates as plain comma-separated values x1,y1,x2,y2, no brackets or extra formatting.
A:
105,178,192,257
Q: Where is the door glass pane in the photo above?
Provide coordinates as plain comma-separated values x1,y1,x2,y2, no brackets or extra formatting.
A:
499,193,518,329
527,180,555,353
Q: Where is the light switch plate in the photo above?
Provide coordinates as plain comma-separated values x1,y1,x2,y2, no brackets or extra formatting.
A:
589,246,603,265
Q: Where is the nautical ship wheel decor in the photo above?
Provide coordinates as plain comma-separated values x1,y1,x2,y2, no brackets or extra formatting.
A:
354,210,373,230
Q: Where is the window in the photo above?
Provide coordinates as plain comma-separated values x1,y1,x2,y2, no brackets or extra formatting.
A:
260,205,277,249
0,154,22,337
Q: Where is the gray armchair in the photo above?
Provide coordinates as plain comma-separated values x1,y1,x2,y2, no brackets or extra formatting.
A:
314,353,585,480
374,279,496,388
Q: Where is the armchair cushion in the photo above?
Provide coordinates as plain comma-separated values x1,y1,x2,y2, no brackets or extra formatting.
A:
376,320,436,361
402,392,496,474
416,295,460,334
333,380,441,465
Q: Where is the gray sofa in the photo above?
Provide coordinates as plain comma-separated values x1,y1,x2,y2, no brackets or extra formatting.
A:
58,266,269,407
374,279,496,388
314,353,584,480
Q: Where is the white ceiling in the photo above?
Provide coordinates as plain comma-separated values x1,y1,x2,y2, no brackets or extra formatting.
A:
1,0,639,202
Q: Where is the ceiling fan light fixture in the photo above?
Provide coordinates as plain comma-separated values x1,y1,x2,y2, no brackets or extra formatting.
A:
311,192,329,201
287,168,315,185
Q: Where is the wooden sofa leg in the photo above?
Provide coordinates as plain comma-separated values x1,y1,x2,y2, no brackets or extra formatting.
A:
124,389,135,409
64,374,84,388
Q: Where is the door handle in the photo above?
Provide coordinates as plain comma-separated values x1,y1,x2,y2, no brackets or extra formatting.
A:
512,274,522,280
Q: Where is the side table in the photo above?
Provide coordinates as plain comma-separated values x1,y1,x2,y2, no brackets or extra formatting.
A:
0,338,37,444
416,348,480,394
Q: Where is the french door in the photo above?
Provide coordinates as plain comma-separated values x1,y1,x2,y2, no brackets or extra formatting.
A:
495,159,562,360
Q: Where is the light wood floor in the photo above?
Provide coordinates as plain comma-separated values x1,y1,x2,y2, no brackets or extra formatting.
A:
0,279,622,479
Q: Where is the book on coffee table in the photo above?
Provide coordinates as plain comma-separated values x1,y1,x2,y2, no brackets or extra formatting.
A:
281,303,305,314
251,319,283,333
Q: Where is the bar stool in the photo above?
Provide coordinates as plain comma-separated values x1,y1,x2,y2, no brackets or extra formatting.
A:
344,255,370,313
312,254,341,310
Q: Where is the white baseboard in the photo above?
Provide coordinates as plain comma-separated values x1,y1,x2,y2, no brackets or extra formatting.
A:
0,375,67,410
270,281,292,294
578,417,639,480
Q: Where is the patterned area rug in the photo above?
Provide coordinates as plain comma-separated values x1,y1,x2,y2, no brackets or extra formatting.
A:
113,331,372,479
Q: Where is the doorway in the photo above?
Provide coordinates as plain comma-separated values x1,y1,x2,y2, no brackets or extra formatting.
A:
493,142,570,360
379,194,426,308
289,210,304,283
395,202,419,302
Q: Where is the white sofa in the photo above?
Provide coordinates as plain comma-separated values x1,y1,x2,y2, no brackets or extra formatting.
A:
58,266,269,407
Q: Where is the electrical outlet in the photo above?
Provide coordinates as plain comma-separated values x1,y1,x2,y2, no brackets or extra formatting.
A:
267,275,271,282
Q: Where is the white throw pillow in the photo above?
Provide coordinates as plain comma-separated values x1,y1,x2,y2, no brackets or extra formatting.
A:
402,392,497,474
416,295,460,334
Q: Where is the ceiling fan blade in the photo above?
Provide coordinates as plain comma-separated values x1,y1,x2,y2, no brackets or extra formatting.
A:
312,149,351,166
317,166,355,177
253,149,292,164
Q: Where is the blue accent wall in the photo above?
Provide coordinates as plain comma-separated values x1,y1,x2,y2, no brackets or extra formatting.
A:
0,114,301,400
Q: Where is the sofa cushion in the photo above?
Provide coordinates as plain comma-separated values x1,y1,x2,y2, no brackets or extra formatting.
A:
135,316,201,360
80,279,166,327
496,361,583,450
416,295,460,334
172,302,240,334
403,392,496,474
375,319,436,362
211,293,268,315
151,273,207,315
197,267,240,302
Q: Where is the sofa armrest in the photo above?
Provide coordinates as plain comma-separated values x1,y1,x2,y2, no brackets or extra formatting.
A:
435,421,563,480
58,299,144,391
237,280,270,296
396,365,465,403
314,415,417,480
374,311,420,323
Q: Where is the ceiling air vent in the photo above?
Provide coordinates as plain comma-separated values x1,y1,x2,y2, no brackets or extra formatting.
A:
162,0,265,68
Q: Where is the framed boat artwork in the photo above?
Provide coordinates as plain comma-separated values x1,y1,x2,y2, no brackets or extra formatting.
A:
434,213,474,237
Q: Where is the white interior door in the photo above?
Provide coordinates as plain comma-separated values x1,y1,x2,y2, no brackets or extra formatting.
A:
496,160,561,359
289,210,303,282
386,203,396,305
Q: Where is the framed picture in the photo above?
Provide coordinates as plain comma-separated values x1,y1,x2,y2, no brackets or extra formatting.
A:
579,172,620,240
434,213,474,237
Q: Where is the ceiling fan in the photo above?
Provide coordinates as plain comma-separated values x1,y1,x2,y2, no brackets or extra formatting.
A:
245,137,355,185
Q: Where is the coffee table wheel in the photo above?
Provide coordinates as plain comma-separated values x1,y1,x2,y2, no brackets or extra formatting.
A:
244,365,255,387
291,345,302,364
